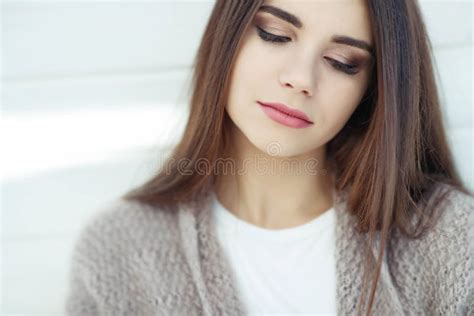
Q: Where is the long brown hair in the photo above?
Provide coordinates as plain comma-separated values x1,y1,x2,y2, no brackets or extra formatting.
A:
122,1,472,315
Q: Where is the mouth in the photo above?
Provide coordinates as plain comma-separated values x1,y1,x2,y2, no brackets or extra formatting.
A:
257,101,314,129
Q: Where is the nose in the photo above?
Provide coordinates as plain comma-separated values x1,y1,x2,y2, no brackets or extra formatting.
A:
278,58,316,97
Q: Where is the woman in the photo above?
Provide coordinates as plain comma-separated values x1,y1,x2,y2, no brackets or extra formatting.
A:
65,0,474,315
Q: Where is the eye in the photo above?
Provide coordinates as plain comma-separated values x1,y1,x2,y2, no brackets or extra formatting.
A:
256,26,360,76
255,26,291,43
324,57,359,75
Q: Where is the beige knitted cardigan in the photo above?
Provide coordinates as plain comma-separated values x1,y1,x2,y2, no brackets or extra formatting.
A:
65,182,474,315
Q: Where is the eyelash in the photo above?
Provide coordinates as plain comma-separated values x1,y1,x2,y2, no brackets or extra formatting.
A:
255,26,359,75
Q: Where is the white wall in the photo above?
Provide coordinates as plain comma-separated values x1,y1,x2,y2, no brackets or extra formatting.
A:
2,0,473,314
2,1,215,315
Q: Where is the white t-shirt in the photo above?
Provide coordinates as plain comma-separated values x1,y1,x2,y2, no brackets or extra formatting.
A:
210,192,338,316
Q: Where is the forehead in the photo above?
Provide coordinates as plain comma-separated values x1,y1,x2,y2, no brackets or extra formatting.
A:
260,0,373,45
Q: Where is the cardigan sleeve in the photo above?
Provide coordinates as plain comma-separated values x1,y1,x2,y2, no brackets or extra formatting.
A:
64,214,103,316
65,261,99,316
465,199,474,315
454,189,473,314
432,187,474,315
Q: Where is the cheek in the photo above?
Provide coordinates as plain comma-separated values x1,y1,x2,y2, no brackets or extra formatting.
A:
226,38,271,119
317,82,368,136
231,41,273,91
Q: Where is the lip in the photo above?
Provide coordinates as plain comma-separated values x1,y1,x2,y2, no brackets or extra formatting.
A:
257,101,314,129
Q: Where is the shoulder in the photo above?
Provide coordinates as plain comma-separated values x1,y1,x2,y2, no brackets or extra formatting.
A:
76,198,179,246
389,182,473,313
424,183,473,309
65,198,204,314
69,198,182,276
425,183,473,272
419,183,473,272
80,198,180,236
395,182,473,257
423,183,473,240
389,182,473,251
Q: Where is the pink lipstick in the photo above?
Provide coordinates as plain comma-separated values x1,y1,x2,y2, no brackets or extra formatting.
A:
257,101,313,129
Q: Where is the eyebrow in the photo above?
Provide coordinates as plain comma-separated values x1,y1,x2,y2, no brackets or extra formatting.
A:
258,4,374,55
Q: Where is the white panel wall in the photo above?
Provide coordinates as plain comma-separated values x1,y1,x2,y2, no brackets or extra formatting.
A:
2,1,473,315
2,1,216,315
418,1,473,191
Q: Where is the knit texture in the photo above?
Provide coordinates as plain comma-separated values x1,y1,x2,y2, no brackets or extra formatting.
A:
65,182,474,315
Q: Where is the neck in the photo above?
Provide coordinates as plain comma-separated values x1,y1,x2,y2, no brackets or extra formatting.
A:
214,128,335,230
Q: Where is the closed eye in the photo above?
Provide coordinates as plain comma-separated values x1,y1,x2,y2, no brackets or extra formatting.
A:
323,57,359,75
255,26,360,75
256,25,291,43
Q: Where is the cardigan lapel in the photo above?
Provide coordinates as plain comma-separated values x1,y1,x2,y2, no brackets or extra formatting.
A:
178,190,248,315
333,190,405,315
177,196,215,316
179,188,404,315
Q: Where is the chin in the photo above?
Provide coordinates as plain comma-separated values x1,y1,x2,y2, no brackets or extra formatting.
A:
251,136,311,158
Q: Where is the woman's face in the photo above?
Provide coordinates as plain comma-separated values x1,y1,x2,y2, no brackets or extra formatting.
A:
226,0,374,158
